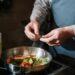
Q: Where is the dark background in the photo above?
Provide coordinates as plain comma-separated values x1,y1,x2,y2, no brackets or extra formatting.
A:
0,0,35,50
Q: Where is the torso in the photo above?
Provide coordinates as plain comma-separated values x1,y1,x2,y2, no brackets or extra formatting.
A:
50,0,75,27
48,0,75,58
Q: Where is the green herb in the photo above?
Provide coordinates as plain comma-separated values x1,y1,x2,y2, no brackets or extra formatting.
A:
29,58,33,64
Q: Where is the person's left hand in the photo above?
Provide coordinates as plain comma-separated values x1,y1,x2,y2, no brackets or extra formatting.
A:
40,27,74,46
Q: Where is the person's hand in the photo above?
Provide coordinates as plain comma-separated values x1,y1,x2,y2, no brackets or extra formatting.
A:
40,27,74,46
24,21,41,41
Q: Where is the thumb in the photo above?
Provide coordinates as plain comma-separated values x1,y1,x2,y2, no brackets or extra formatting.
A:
34,24,39,35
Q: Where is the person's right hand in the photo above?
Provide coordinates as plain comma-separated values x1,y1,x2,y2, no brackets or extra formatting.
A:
24,21,40,41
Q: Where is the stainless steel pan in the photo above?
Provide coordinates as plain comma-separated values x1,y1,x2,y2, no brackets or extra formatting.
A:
1,46,52,74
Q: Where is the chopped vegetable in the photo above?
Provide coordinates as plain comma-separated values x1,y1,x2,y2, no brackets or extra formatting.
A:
7,55,48,69
29,58,33,64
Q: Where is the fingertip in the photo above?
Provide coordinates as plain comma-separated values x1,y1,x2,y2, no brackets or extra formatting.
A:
39,38,42,41
40,38,44,41
41,34,50,38
35,33,39,35
35,30,39,35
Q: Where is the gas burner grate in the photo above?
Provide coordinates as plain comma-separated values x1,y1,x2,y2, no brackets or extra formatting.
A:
29,60,68,75
0,59,68,75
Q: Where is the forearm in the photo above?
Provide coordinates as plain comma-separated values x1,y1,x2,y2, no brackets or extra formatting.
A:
71,25,75,36
30,0,50,25
62,25,75,37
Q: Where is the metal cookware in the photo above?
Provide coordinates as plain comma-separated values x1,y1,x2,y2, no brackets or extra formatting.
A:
1,46,52,75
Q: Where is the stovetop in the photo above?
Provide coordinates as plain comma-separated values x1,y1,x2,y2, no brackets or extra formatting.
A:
29,60,68,75
0,58,75,75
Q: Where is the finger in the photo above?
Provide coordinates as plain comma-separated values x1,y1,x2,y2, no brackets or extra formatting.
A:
24,26,35,40
47,43,56,46
47,43,60,46
40,37,51,43
55,40,60,44
40,37,61,46
40,35,55,42
25,26,35,36
56,43,61,46
34,24,40,35
25,28,41,41
47,40,61,46
33,24,41,40
25,31,35,40
35,34,41,40
40,35,58,44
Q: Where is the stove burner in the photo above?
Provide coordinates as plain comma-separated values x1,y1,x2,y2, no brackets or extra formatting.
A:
30,60,67,75
0,59,68,75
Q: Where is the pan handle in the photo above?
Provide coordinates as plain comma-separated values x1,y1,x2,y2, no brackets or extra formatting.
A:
0,67,7,70
5,64,31,75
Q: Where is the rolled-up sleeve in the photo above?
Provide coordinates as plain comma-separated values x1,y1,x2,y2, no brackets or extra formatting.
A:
30,0,50,24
